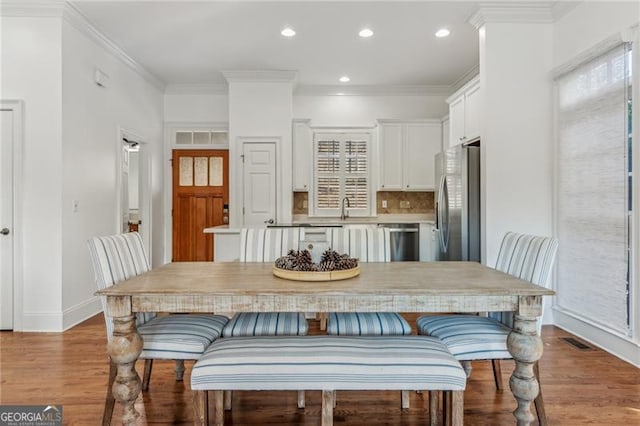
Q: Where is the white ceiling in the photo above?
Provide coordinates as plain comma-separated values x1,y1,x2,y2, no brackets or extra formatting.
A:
71,1,482,89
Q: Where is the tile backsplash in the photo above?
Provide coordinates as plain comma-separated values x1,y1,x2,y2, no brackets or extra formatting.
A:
293,192,308,214
377,191,434,214
293,191,434,215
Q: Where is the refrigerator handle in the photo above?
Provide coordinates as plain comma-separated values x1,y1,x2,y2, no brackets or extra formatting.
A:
441,176,450,253
436,175,447,251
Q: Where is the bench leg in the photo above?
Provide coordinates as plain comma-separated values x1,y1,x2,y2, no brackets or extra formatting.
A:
319,313,328,331
224,390,232,410
142,359,153,391
322,390,334,426
428,391,439,426
533,362,548,426
450,391,464,426
401,390,410,409
193,390,208,426
175,359,185,381
297,390,306,409
492,359,503,391
213,390,224,426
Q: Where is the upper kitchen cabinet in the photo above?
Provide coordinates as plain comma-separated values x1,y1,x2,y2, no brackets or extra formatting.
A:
292,119,312,191
447,76,480,147
378,120,442,191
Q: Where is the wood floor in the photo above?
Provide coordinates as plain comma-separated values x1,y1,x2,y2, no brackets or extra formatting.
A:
1,314,638,425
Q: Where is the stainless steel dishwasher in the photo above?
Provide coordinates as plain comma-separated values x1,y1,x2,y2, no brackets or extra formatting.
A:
378,223,420,261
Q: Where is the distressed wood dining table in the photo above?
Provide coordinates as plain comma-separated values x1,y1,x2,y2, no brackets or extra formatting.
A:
96,261,554,426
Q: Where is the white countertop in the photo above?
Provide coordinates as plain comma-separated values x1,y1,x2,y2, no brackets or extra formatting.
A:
204,214,435,234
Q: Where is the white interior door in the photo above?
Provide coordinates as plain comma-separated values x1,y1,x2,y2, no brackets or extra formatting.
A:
242,142,277,227
1,109,14,329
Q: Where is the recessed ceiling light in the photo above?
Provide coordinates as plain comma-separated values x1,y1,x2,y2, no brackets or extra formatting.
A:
435,28,450,38
281,27,296,37
339,76,350,83
359,28,374,38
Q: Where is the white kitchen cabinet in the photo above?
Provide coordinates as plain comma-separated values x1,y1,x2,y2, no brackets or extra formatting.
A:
419,222,438,262
447,76,480,147
378,120,441,191
292,119,312,191
378,123,404,190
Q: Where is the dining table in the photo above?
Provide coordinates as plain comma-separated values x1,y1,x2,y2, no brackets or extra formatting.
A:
96,261,554,426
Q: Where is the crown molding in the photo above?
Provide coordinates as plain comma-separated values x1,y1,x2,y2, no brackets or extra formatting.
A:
294,84,451,97
450,64,480,93
1,0,165,91
221,70,298,85
63,3,165,91
165,83,228,95
468,2,556,29
0,0,65,17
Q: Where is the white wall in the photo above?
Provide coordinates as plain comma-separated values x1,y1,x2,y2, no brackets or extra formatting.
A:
61,20,164,330
227,81,293,227
1,16,64,331
293,94,448,126
480,23,554,268
164,92,228,123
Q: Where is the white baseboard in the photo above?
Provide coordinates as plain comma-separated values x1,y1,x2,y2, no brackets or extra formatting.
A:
21,312,63,332
553,306,640,367
63,297,102,331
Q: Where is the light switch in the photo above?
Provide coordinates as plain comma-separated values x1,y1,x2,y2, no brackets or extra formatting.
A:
382,200,388,208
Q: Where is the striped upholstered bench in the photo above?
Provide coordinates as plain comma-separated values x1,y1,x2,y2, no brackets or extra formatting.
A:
191,336,466,426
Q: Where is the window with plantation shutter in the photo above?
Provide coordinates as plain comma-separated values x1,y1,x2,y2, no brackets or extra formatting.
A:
312,132,372,216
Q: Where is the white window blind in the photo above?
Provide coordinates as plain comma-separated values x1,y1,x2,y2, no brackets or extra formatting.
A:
313,133,371,216
555,43,632,335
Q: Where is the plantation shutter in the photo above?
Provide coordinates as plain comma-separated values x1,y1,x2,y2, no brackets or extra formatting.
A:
313,132,371,216
316,138,341,209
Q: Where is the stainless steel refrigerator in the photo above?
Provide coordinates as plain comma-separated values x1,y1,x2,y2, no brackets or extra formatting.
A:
434,143,481,261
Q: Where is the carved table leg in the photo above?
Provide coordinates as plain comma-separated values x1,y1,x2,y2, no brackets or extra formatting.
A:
108,312,143,425
508,309,543,426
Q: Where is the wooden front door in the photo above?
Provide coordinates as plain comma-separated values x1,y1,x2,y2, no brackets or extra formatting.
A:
172,149,229,261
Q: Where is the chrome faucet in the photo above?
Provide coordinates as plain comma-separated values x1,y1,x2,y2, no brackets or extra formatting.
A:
341,197,351,220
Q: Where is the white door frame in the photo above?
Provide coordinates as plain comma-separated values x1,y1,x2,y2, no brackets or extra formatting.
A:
1,100,24,330
240,137,279,227
117,127,152,258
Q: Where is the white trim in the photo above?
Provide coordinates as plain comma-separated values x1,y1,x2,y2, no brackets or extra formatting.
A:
1,0,166,91
631,26,640,345
62,297,102,331
551,33,626,79
62,3,165,91
0,0,65,17
21,312,63,332
165,84,228,95
222,70,298,85
449,65,480,94
376,118,441,125
445,75,480,105
1,100,24,331
468,2,555,29
294,85,451,97
553,307,640,367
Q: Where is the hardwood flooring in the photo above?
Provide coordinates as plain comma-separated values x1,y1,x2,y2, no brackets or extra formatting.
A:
1,314,638,425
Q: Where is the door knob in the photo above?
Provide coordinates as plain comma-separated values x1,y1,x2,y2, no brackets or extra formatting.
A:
264,219,275,224
0,228,9,235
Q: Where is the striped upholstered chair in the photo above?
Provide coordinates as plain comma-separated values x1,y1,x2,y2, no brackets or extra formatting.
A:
323,227,414,409
88,232,229,426
417,232,558,425
222,227,309,408
324,227,411,337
